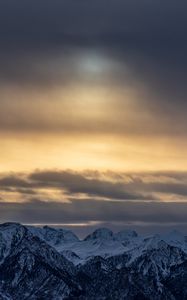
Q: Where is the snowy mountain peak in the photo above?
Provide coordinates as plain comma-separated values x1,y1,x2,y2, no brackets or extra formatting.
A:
162,230,184,241
58,228,79,242
141,234,169,250
26,225,79,247
0,222,28,264
42,226,79,243
115,229,138,241
0,223,187,299
84,228,114,241
0,222,24,230
0,222,27,244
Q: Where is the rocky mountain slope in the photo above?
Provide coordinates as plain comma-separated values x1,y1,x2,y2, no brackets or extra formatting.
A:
0,223,187,299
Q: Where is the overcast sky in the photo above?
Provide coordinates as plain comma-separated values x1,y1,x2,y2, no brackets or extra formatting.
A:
1,0,187,234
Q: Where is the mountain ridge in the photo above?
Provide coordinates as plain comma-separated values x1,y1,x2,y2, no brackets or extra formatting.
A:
0,222,187,299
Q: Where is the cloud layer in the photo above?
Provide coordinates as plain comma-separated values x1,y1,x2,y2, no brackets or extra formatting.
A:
2,169,187,202
0,0,187,137
1,170,187,231
1,1,187,232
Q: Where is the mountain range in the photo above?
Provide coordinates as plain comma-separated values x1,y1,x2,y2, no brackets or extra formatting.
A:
0,222,187,299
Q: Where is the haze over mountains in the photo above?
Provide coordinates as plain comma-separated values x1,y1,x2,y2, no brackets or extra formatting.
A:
0,222,187,299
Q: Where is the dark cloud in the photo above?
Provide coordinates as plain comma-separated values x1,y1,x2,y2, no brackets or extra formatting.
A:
0,176,30,188
30,170,148,200
1,198,187,227
1,170,187,202
27,170,187,199
144,182,187,197
0,0,186,45
0,1,186,141
0,0,186,86
0,171,154,201
0,0,186,137
1,170,187,230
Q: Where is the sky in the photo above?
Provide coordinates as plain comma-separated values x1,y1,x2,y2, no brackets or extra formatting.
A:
1,0,187,235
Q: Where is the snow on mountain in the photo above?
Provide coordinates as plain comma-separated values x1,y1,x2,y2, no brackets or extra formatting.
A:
0,223,83,299
84,228,114,241
161,230,187,252
0,223,187,299
24,227,139,262
61,250,81,265
114,229,138,241
63,228,138,261
27,225,79,245
24,226,187,264
2,224,187,265
129,238,186,275
0,223,26,264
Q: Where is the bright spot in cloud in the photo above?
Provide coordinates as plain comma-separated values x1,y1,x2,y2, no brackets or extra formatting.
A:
76,51,110,76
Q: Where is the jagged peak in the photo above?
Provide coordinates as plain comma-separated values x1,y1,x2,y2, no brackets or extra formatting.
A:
115,230,138,241
42,226,79,242
26,225,79,244
0,222,27,239
0,222,23,229
84,228,114,241
163,229,184,241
